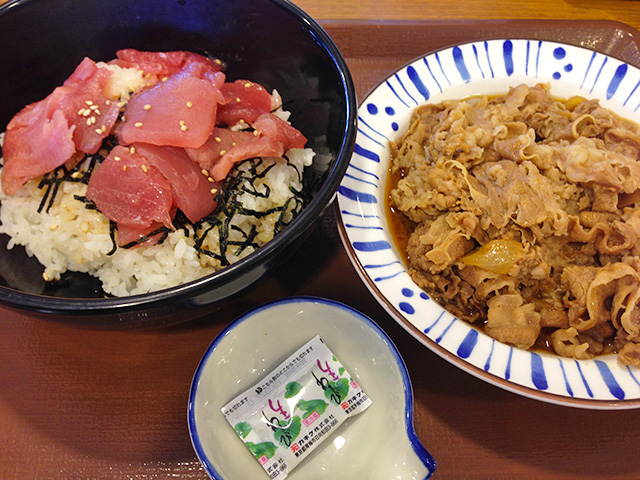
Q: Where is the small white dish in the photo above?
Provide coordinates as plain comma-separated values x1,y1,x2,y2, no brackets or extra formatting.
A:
337,39,640,409
188,296,436,480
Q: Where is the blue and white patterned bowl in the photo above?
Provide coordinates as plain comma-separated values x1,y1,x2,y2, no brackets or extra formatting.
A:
337,39,640,409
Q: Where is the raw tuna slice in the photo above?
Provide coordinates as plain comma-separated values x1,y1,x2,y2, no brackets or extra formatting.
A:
133,143,219,223
118,62,225,148
112,49,223,77
86,145,174,228
1,58,119,195
209,113,308,181
60,57,121,154
252,113,307,149
1,88,76,195
116,219,171,248
184,127,255,172
216,79,273,127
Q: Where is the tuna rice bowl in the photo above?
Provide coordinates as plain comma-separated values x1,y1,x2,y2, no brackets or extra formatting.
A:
0,50,322,297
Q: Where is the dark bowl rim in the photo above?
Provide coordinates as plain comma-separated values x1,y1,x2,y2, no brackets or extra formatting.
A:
0,0,358,315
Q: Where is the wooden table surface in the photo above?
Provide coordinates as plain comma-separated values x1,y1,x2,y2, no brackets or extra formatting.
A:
2,0,640,479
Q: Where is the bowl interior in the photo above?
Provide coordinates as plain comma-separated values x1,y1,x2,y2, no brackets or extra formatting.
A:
0,0,356,319
337,38,640,408
188,297,436,480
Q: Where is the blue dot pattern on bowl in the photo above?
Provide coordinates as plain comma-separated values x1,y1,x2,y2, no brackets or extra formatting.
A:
337,39,640,406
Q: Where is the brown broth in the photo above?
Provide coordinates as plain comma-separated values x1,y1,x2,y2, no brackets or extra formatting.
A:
384,166,414,265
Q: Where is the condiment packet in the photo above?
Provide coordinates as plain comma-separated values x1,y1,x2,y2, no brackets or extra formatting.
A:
221,335,372,479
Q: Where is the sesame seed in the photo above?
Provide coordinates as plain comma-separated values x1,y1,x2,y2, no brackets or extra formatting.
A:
86,118,92,126
122,166,127,172
179,120,185,125
90,104,99,111
134,122,143,127
253,130,260,136
214,137,222,143
71,172,83,178
49,224,58,231
187,101,193,108
101,125,107,133
235,97,241,103
214,59,222,65
244,82,252,88
121,115,127,122
82,110,91,117
201,169,209,176
181,125,188,131
239,119,245,124
94,128,103,135
85,100,93,105
143,104,151,111
42,272,50,282
232,142,236,146
141,165,148,172
106,100,111,105
208,177,215,183
130,147,136,154
78,108,86,115
220,150,227,155
210,188,218,195
117,101,126,108
162,76,168,82
114,156,121,161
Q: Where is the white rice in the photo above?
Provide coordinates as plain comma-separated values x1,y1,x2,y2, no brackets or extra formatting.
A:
0,129,314,296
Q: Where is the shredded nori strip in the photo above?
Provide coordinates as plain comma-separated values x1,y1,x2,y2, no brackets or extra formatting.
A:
191,157,305,266
37,152,103,214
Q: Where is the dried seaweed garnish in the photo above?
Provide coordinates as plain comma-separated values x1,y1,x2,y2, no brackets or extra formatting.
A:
36,151,103,213
191,157,306,265
120,227,171,249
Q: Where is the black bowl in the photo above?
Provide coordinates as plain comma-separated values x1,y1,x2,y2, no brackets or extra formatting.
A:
0,0,357,328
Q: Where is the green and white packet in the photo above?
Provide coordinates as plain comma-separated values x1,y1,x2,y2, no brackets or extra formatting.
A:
221,335,372,479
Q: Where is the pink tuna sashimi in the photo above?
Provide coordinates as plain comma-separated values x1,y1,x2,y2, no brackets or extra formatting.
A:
209,136,285,182
60,57,121,154
115,216,175,248
252,112,307,149
112,49,223,77
118,62,225,149
209,113,308,181
86,145,174,228
216,79,273,127
2,102,76,195
133,143,220,223
184,127,256,172
2,58,119,195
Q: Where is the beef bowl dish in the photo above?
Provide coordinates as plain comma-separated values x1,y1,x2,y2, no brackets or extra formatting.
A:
338,38,640,408
0,0,356,328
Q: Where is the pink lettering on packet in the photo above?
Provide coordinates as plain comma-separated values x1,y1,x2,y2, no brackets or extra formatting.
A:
259,455,269,465
302,411,320,427
316,360,339,381
268,399,290,420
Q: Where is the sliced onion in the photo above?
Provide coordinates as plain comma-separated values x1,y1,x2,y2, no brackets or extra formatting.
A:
459,239,524,275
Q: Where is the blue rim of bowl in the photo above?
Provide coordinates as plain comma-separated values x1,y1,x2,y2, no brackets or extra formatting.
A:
0,0,357,315
187,296,437,480
336,38,640,409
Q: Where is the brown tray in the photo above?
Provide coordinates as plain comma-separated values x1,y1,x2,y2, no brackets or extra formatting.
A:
321,19,640,100
2,19,640,480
